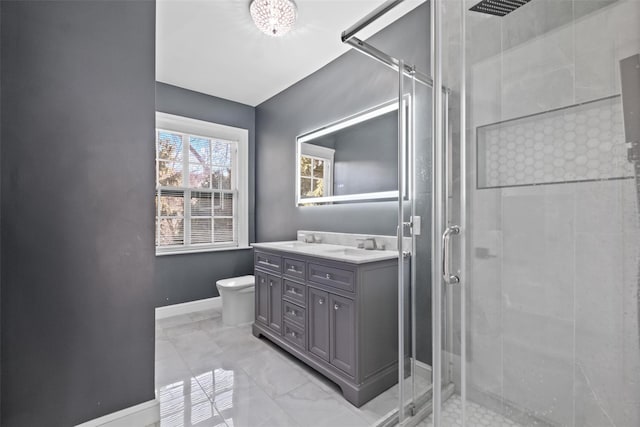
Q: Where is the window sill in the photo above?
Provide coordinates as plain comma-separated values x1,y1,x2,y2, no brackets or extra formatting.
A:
156,245,252,257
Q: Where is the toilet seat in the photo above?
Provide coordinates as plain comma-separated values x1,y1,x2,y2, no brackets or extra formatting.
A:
216,275,254,290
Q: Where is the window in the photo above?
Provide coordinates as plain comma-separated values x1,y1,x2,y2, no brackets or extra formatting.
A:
298,142,334,200
155,113,248,255
299,156,329,198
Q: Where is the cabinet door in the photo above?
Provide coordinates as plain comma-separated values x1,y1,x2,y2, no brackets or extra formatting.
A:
330,294,356,377
267,275,282,334
255,271,269,326
308,287,330,362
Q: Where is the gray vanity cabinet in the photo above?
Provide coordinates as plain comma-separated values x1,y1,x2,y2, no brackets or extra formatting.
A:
308,287,330,361
253,249,398,407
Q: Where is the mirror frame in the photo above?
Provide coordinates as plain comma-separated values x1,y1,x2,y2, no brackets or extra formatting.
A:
295,97,411,206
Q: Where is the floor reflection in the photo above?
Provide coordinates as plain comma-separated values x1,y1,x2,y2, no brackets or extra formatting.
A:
155,307,430,427
158,374,227,427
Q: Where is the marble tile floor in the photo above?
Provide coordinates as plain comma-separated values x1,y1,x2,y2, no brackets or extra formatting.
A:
155,307,432,427
417,395,523,427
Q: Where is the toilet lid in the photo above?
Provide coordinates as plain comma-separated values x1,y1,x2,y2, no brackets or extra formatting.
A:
216,275,255,290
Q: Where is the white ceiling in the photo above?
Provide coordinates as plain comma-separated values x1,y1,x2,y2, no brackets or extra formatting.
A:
156,0,423,106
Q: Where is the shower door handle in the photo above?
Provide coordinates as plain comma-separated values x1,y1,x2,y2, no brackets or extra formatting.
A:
442,225,460,284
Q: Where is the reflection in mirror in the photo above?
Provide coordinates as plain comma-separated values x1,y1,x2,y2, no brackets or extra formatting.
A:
296,99,409,206
299,143,334,199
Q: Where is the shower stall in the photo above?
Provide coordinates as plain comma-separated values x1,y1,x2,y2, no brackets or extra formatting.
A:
344,0,640,425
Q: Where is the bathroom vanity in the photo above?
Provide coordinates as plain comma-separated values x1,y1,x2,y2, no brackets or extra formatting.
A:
251,237,400,407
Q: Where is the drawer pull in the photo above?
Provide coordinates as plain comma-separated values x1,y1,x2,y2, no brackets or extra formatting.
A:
319,298,324,305
260,278,265,283
260,259,278,267
334,304,339,310
269,281,273,287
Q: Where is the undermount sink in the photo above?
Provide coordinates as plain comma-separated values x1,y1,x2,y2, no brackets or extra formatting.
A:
271,241,332,250
322,248,372,257
272,241,312,248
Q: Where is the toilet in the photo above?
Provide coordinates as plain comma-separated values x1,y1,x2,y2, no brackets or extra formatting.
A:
216,275,255,326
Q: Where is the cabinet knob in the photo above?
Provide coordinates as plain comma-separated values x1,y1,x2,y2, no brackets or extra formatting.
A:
269,281,273,287
319,298,324,305
288,266,297,272
325,273,331,279
261,278,265,283
334,304,339,310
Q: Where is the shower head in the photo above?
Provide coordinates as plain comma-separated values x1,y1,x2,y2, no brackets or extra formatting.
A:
470,0,532,17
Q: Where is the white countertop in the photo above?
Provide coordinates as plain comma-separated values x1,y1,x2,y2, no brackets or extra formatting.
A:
251,241,399,264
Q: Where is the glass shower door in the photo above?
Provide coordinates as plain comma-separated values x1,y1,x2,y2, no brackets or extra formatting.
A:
397,59,437,425
434,0,640,426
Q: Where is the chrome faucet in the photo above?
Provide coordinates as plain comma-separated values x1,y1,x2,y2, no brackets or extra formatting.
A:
303,233,322,243
363,238,377,250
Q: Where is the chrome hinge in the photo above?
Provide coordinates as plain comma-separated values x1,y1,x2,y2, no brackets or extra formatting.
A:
409,402,416,416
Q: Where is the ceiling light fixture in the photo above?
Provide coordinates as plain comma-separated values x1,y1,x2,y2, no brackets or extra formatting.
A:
249,0,298,37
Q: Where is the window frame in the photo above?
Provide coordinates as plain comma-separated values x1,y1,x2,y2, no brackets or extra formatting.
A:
155,112,249,256
297,142,335,202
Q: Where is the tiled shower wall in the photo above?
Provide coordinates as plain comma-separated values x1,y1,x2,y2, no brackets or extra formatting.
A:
477,96,632,188
464,0,640,425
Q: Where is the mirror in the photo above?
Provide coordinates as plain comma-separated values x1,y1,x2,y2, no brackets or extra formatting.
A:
295,99,410,206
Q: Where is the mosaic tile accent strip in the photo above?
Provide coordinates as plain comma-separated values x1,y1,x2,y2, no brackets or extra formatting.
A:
477,96,634,189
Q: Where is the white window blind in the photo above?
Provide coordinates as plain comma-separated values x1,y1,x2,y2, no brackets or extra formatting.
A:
155,113,248,255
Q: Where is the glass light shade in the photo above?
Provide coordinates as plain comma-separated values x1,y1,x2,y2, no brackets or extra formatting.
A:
249,0,297,37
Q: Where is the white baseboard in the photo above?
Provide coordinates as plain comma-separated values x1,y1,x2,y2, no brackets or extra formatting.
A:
155,296,221,320
75,398,159,427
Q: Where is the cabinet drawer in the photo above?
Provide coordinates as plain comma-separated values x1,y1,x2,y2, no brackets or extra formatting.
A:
255,251,281,273
283,258,305,280
283,280,306,306
308,263,356,293
283,321,305,350
283,300,305,327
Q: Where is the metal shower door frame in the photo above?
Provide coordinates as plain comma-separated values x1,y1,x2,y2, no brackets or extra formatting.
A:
342,5,428,426
341,1,460,426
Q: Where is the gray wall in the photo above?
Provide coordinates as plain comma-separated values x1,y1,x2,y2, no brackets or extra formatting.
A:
255,3,429,241
255,4,432,363
1,2,156,426
0,0,3,419
155,82,255,306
